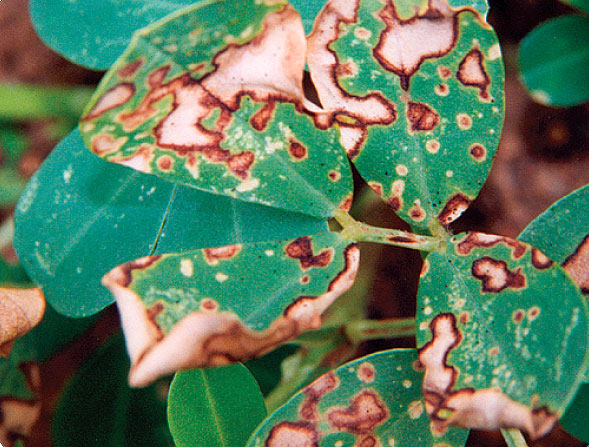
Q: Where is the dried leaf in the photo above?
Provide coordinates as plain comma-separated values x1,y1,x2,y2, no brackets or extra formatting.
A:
80,0,352,218
0,289,45,357
102,233,360,387
0,362,42,447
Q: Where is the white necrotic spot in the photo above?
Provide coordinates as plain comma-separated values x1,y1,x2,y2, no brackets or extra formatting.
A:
180,259,194,277
395,164,408,176
236,178,259,192
446,170,454,178
426,140,440,154
424,306,433,315
215,272,228,283
403,379,412,388
265,250,274,257
63,165,73,183
488,43,501,60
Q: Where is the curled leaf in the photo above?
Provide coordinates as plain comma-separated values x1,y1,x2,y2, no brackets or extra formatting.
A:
102,233,360,387
416,233,589,439
80,0,352,218
0,288,45,357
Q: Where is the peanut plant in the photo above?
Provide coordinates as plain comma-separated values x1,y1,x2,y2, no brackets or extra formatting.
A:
1,0,588,446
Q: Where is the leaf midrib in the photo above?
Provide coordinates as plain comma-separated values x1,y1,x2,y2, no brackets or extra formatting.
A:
201,369,230,447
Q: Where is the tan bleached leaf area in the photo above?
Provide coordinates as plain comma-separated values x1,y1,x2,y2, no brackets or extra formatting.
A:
0,288,45,357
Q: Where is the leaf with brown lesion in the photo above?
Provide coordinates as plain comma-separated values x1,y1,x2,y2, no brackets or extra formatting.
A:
79,0,353,219
307,0,504,231
101,233,359,387
247,349,469,447
0,289,45,357
416,233,589,439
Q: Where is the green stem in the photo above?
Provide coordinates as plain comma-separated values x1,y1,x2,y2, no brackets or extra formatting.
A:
0,217,14,251
345,317,416,343
501,429,529,447
294,317,416,345
334,210,441,252
0,84,94,121
264,339,340,412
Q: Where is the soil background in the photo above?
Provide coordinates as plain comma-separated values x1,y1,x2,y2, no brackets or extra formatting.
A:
0,0,587,446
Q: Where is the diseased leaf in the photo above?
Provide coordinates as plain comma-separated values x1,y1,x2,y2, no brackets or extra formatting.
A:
448,0,488,17
247,349,469,447
0,288,45,357
168,365,266,447
518,185,589,440
416,232,589,439
80,0,353,218
53,334,172,447
307,0,504,231
29,0,199,70
14,130,327,317
102,232,360,386
519,184,589,295
518,15,589,107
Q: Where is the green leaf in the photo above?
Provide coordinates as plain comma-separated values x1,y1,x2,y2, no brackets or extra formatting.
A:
247,349,469,447
559,0,589,13
29,0,199,70
53,333,172,447
102,232,360,386
519,184,589,294
0,167,26,206
518,15,589,107
168,364,266,447
0,123,28,165
14,130,327,317
560,382,589,442
416,232,589,439
308,0,504,232
80,0,353,218
290,0,326,34
0,257,29,287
